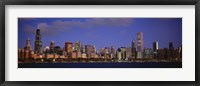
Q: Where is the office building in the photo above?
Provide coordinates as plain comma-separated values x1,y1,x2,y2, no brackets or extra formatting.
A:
65,42,73,53
137,32,143,58
153,41,158,58
34,29,42,54
131,40,136,58
24,38,32,51
49,41,55,54
85,45,96,58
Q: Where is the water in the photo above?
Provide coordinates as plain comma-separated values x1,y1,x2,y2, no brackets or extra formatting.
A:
18,62,182,68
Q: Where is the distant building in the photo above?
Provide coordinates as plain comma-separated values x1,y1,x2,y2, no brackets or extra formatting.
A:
74,41,81,51
85,45,96,58
137,32,143,58
76,51,82,58
116,48,122,60
104,47,110,59
24,38,32,51
65,42,73,53
131,40,136,58
125,47,132,59
18,48,22,60
81,53,87,58
100,48,106,58
111,46,116,58
144,48,153,58
49,41,55,54
54,46,63,55
118,47,126,60
169,42,174,51
169,42,175,60
34,29,42,54
72,51,77,58
153,41,158,58
137,32,143,52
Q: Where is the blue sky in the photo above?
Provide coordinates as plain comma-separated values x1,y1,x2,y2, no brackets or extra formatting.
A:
18,18,182,51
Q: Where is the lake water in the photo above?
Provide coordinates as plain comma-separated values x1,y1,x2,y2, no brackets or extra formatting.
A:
18,62,182,68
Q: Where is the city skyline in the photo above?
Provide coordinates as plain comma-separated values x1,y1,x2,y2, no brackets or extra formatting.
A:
18,18,182,52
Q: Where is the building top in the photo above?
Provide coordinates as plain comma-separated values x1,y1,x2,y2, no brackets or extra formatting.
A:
65,42,73,44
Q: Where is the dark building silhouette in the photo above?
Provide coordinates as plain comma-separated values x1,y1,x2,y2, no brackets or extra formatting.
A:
169,42,174,51
131,40,136,58
49,41,55,54
153,41,158,58
54,46,63,55
34,29,42,54
169,42,175,60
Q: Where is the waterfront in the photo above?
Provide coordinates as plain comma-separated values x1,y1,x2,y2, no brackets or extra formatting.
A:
18,62,182,68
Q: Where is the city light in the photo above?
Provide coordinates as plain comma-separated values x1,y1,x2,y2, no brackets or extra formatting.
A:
18,28,182,63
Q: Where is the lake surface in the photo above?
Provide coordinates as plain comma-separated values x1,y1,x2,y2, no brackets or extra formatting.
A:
18,62,182,68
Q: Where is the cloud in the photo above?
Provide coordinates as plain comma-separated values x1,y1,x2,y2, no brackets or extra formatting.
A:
23,18,134,36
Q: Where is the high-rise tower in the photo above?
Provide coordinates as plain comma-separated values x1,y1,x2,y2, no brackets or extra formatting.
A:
34,29,42,54
131,40,136,58
49,41,55,54
24,38,32,50
137,32,143,58
169,42,174,51
153,41,158,58
137,32,143,52
65,42,73,53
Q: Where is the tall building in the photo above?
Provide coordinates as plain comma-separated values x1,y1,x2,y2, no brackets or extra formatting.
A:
117,48,122,60
153,41,158,58
100,48,106,58
137,32,143,58
169,42,174,51
131,40,136,58
74,41,81,51
49,41,55,54
105,47,110,58
24,38,32,50
34,29,42,54
169,42,175,60
65,42,73,53
125,47,132,59
119,47,126,60
81,44,86,53
85,45,96,58
137,32,143,51
111,46,116,58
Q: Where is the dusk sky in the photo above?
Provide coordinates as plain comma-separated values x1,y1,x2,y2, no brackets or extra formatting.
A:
18,18,182,52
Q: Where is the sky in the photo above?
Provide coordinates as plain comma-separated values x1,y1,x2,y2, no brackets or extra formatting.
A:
18,18,182,52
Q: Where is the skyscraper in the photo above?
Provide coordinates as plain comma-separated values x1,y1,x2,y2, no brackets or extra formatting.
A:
85,45,96,58
137,32,143,52
24,38,32,51
131,40,136,58
153,41,158,58
111,46,116,58
169,42,175,60
169,42,174,51
74,41,81,51
137,32,143,58
50,41,55,54
65,42,73,53
34,29,42,54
